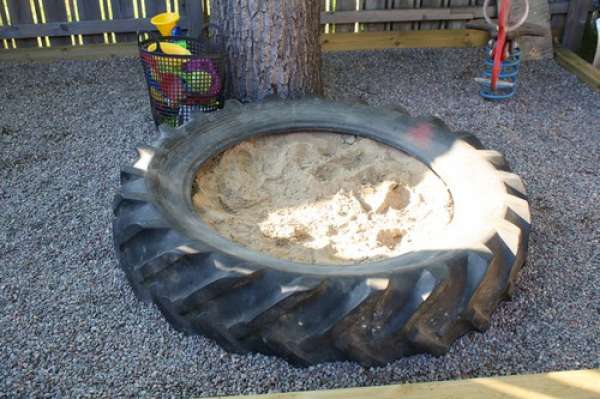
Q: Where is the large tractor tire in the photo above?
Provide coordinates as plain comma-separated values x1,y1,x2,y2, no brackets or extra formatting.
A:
112,98,530,366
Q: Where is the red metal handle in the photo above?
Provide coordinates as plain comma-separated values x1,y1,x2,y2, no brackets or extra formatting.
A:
491,0,511,91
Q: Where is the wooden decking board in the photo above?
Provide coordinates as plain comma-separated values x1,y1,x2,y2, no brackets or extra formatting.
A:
208,369,600,399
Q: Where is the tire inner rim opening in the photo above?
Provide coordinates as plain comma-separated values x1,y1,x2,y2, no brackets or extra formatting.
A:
192,132,454,265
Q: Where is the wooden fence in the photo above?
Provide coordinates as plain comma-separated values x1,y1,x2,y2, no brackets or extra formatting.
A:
0,0,576,50
0,0,206,48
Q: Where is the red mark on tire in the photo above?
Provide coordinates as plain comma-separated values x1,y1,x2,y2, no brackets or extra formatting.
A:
408,123,433,148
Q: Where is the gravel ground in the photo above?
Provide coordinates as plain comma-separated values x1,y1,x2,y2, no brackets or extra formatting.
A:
1,48,599,398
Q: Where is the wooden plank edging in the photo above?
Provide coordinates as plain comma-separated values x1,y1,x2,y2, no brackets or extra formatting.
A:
555,45,600,91
0,42,139,62
207,369,600,399
320,29,489,52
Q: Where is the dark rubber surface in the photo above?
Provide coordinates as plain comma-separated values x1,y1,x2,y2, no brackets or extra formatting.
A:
112,98,530,366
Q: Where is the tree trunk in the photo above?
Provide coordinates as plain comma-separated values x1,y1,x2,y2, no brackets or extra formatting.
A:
210,0,323,102
512,0,553,60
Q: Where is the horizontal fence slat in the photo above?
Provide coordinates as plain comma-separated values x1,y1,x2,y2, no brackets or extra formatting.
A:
321,3,569,25
549,2,569,14
0,16,189,39
321,7,486,24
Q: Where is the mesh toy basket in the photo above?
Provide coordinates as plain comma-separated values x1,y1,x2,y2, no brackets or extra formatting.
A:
138,36,225,127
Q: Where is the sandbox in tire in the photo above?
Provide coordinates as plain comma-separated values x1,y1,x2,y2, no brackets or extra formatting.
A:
112,98,531,366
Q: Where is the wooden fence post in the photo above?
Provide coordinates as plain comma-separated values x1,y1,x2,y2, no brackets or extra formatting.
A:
421,0,445,31
363,0,386,31
78,0,105,44
185,0,203,38
562,0,592,52
336,0,357,33
391,0,416,31
6,0,37,47
447,0,471,30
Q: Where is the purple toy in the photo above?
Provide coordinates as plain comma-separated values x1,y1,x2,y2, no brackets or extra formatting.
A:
182,59,222,97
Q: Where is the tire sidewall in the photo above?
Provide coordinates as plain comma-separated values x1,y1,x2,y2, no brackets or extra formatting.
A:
146,99,506,277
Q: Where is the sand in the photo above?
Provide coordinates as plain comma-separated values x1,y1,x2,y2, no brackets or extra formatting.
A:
192,132,453,265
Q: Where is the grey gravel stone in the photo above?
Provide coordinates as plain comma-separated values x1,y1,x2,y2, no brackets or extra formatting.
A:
1,48,599,398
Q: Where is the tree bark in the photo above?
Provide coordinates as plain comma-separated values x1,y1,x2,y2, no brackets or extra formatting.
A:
210,0,323,102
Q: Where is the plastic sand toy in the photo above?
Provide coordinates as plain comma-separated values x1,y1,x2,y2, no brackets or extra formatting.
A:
150,12,180,37
147,42,191,56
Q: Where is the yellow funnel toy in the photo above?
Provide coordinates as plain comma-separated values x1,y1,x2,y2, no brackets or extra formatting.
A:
151,12,179,36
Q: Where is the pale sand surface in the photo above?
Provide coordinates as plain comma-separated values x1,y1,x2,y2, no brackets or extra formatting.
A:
193,132,453,264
